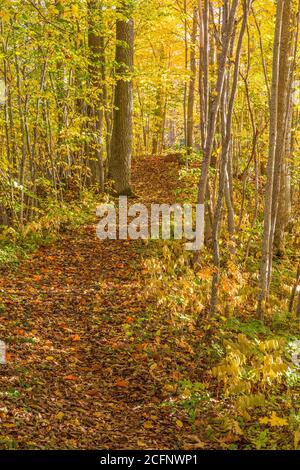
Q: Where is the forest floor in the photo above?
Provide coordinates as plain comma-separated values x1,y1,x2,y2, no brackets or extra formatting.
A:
0,155,195,450
1,155,299,451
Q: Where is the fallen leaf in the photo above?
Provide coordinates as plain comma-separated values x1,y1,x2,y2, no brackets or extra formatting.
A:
144,421,154,429
259,412,288,427
137,439,147,447
185,435,206,449
269,412,288,427
115,379,129,388
259,417,270,425
70,334,81,342
63,375,78,381
14,328,25,336
5,352,12,362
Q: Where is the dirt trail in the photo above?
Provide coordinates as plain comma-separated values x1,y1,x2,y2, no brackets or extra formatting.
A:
0,155,184,450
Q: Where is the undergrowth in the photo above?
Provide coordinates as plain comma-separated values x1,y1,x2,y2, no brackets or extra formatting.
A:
140,241,300,449
0,190,100,268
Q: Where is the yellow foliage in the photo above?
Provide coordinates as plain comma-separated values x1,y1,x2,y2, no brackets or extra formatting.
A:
211,334,289,409
259,412,288,427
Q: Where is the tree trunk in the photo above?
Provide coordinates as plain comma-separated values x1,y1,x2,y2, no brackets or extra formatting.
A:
198,0,209,152
109,1,134,195
210,0,252,314
268,0,293,279
87,0,105,190
257,0,286,320
186,5,198,154
195,0,239,255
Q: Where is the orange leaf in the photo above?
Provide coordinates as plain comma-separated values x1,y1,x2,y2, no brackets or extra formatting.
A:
70,334,81,342
5,352,12,362
14,328,25,336
63,375,78,381
136,342,147,352
115,379,129,388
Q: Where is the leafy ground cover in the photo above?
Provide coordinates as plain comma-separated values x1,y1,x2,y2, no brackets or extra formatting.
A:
0,155,299,450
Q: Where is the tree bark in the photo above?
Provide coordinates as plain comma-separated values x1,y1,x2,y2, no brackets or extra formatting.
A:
257,0,285,320
268,0,293,277
109,1,134,195
210,0,252,315
195,0,239,255
87,0,105,190
186,5,198,155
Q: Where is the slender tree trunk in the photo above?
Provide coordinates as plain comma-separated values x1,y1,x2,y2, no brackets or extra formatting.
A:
267,0,293,283
152,83,164,155
289,265,300,314
195,0,239,255
257,0,285,320
183,0,188,147
186,5,198,155
210,0,252,315
198,0,209,152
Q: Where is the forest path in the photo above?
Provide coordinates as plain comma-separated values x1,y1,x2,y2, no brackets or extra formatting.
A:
0,155,187,450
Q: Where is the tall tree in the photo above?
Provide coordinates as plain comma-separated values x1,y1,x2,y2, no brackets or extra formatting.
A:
274,2,300,254
210,0,253,314
87,0,105,189
186,4,198,155
198,0,209,152
109,0,134,195
257,0,294,319
195,0,239,254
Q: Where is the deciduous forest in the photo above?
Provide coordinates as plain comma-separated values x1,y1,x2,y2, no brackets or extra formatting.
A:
0,0,300,454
